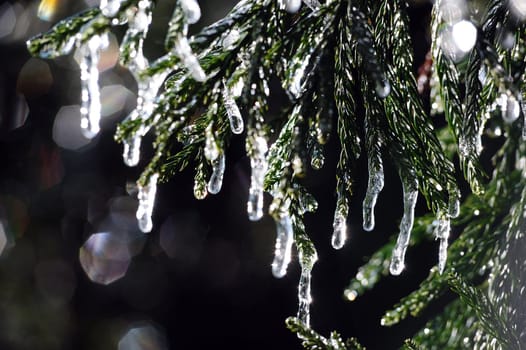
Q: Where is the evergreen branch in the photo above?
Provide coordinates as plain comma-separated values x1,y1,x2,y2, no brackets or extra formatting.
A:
26,8,101,58
286,317,365,350
447,273,517,349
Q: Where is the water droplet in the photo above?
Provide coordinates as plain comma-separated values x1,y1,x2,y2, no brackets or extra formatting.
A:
310,144,324,170
180,0,201,24
272,214,293,278
223,86,244,134
207,153,225,194
136,173,159,233
332,195,348,250
362,158,384,231
389,178,418,276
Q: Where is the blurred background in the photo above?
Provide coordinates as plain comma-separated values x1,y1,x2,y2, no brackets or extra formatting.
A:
0,1,445,349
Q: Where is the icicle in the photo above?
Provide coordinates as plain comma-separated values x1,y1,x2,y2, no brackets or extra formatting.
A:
434,212,451,274
173,37,206,82
389,179,418,276
223,85,244,134
123,131,142,167
247,135,268,221
180,0,201,24
207,153,225,194
272,213,294,278
79,33,108,139
99,0,124,17
331,194,348,250
204,123,219,162
297,248,317,326
136,173,159,233
362,157,384,231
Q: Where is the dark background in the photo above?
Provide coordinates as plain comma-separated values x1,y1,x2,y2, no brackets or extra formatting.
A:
0,1,448,349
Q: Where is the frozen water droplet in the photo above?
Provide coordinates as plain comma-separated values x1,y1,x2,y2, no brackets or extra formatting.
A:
433,212,450,274
207,153,225,194
375,79,391,98
500,93,520,123
123,133,142,167
204,124,219,161
79,34,107,139
136,173,159,233
223,87,244,134
332,195,348,250
272,214,293,278
180,0,201,24
389,178,418,276
297,266,312,325
284,0,302,13
173,37,206,82
290,55,310,98
362,158,384,231
247,135,268,221
100,0,123,17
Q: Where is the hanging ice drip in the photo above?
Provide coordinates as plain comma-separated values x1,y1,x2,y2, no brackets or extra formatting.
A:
136,173,159,233
297,249,317,326
78,33,109,139
389,178,418,275
247,134,268,221
331,192,348,250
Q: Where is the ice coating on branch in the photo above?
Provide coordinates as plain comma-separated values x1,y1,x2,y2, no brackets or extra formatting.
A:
99,0,124,17
223,86,244,134
389,179,418,276
173,37,206,82
204,123,220,161
180,0,201,24
247,135,268,221
207,153,225,194
331,194,348,250
448,185,460,218
290,55,310,98
362,157,384,231
522,100,526,141
122,72,168,166
136,173,159,233
78,33,108,139
434,212,451,274
272,213,294,278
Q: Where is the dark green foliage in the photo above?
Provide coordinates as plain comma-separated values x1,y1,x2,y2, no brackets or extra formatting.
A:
26,0,526,349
